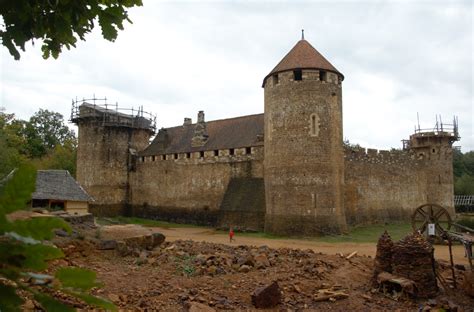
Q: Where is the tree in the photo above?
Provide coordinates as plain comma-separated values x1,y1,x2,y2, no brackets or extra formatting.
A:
0,111,27,177
0,0,143,60
35,137,77,177
24,109,76,158
453,149,474,195
0,109,77,176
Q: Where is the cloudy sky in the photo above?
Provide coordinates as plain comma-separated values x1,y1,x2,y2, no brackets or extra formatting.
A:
1,0,472,151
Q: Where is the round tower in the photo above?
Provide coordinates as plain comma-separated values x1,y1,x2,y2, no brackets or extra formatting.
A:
406,118,459,215
71,99,155,216
263,37,347,235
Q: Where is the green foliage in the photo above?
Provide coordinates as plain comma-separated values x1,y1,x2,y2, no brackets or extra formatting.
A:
455,218,474,230
34,293,75,312
174,255,196,277
73,293,116,311
342,139,362,150
0,284,24,311
24,109,76,158
55,267,101,291
453,150,474,195
0,165,36,218
0,0,143,60
0,108,77,177
0,167,115,311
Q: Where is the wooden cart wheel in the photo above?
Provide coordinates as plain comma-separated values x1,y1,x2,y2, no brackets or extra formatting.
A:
411,203,452,235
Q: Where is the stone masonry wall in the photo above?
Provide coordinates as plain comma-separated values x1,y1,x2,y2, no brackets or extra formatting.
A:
129,146,264,226
76,122,150,216
343,146,453,225
264,69,346,235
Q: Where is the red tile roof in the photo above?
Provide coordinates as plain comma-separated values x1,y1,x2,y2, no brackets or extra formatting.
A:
140,113,264,156
263,39,343,86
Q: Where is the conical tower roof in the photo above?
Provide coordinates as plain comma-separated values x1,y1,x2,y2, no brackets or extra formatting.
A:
263,39,343,86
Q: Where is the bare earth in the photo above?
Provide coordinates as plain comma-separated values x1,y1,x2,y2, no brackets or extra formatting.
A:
45,223,472,311
100,224,470,265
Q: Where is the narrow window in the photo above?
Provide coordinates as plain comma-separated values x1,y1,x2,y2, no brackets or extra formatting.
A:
152,156,156,162
229,148,235,156
162,155,166,160
214,150,219,156
319,70,327,82
174,153,178,159
272,74,279,85
293,69,302,81
309,113,320,137
141,156,145,162
200,151,204,158
245,147,251,155
186,152,191,159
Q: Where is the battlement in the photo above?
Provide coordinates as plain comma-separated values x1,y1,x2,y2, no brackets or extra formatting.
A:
138,146,264,165
343,145,423,165
266,69,342,88
70,97,156,133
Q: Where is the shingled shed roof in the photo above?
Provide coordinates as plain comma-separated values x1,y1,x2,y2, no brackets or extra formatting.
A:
141,113,264,156
32,170,92,202
263,39,343,86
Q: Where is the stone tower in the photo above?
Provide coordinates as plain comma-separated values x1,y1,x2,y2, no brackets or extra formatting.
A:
262,38,347,235
71,100,155,216
405,118,459,214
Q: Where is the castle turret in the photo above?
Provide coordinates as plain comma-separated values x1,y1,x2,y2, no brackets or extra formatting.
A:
71,99,155,216
404,117,459,215
263,37,347,235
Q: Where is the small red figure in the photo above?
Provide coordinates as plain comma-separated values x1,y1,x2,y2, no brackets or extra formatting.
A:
229,226,235,243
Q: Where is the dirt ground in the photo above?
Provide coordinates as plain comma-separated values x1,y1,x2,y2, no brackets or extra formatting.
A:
34,222,471,311
100,224,471,265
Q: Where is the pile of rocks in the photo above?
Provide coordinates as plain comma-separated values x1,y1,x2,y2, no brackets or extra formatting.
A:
372,231,393,286
392,233,437,298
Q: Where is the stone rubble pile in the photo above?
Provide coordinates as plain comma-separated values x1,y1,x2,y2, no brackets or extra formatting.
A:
392,233,438,298
141,240,333,278
372,230,393,286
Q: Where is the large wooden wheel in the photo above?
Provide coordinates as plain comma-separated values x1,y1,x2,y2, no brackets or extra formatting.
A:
411,203,452,235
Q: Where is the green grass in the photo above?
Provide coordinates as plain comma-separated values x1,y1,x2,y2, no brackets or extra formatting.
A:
218,223,412,243
96,216,413,244
95,216,203,229
313,223,412,243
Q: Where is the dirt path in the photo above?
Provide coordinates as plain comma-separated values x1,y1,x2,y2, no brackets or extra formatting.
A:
100,225,470,265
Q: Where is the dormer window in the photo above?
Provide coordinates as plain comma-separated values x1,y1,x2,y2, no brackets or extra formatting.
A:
293,69,302,81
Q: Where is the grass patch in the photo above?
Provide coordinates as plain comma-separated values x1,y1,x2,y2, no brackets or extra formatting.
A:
313,223,412,243
96,216,203,229
217,230,285,240
226,223,413,243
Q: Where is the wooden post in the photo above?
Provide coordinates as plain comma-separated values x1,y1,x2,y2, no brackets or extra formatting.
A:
448,236,457,289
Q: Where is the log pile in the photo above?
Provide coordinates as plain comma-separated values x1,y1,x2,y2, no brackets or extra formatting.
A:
373,231,393,286
392,233,437,298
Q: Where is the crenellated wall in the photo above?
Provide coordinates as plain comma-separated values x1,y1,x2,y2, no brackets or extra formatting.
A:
343,145,454,225
129,146,264,226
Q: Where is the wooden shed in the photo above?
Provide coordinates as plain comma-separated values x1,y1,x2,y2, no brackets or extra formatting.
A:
31,170,92,214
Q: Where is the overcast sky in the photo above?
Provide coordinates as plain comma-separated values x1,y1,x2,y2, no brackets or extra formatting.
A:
1,0,472,151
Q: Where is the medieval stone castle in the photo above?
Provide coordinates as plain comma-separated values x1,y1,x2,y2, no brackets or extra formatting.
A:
72,38,458,235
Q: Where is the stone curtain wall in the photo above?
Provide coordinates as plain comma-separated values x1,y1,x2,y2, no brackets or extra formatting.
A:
343,146,453,225
129,146,264,226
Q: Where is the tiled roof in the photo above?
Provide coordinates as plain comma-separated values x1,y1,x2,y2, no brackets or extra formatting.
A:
31,170,92,202
263,39,343,86
140,113,264,156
